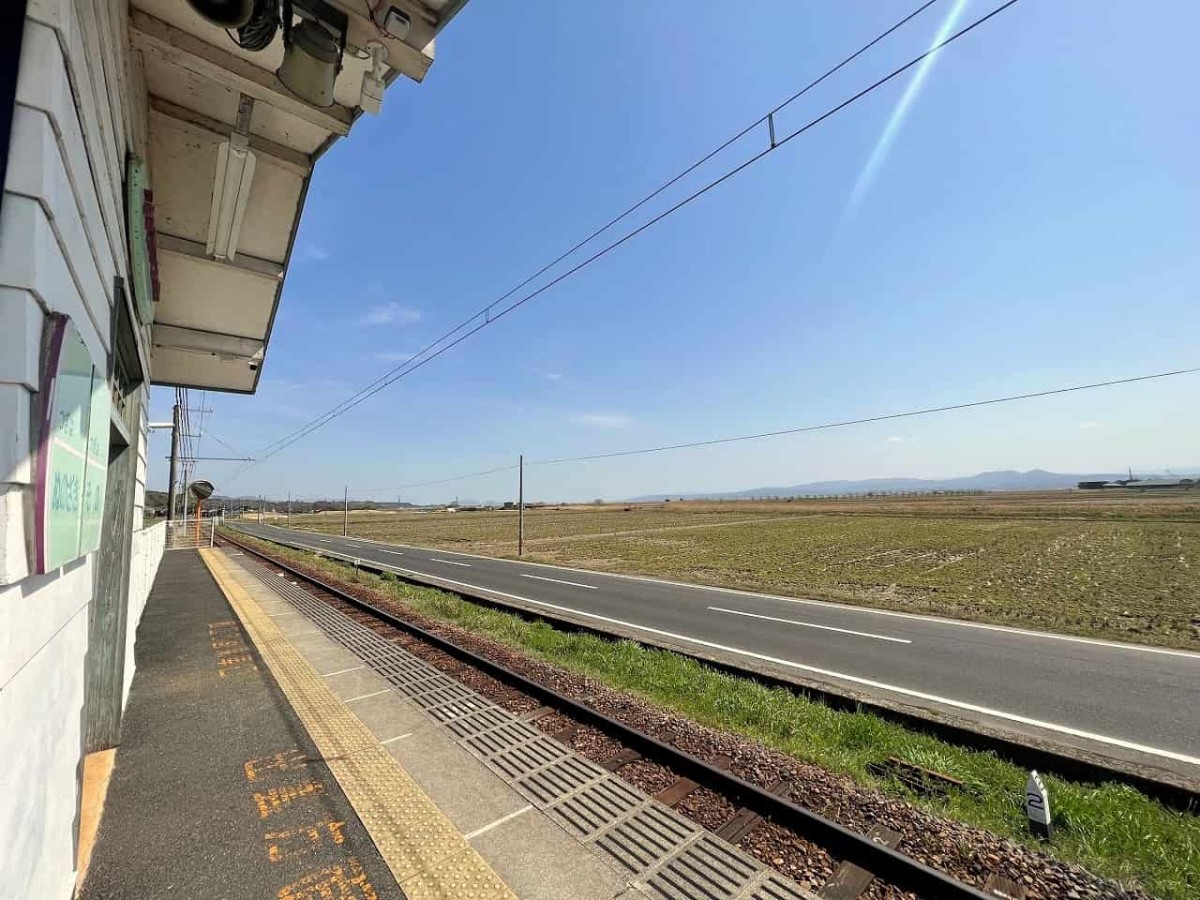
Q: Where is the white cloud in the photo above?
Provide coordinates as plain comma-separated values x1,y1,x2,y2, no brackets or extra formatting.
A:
301,243,330,261
375,350,418,363
886,435,906,443
571,412,630,429
360,302,422,326
542,372,563,381
1079,421,1102,430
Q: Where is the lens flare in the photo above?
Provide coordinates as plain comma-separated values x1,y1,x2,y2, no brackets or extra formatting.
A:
841,0,970,222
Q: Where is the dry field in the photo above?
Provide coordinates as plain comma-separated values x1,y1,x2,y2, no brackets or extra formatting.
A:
284,491,1200,649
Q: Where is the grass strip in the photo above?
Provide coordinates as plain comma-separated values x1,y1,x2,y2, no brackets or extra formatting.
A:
229,531,1200,899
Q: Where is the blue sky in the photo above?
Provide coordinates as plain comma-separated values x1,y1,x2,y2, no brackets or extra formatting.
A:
151,0,1200,504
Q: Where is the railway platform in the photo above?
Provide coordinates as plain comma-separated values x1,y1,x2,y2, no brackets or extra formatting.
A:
77,546,817,900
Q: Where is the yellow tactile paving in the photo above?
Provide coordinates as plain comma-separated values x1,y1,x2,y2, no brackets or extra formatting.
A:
402,846,518,900
200,548,517,899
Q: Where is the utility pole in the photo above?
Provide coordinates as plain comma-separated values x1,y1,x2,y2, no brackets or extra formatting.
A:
258,496,264,524
518,454,524,557
343,486,349,537
167,402,180,520
287,491,291,527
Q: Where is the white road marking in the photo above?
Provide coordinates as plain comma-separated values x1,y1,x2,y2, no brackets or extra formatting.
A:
345,689,391,703
520,574,598,590
320,539,332,543
464,805,534,840
380,732,414,745
321,666,365,677
430,558,471,567
378,550,405,556
366,568,1200,769
235,528,1200,762
258,531,1199,660
708,606,911,644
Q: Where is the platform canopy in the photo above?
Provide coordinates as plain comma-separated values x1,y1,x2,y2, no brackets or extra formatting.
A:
132,0,467,393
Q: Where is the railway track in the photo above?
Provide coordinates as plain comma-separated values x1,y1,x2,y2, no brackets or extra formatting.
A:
229,524,1199,814
220,532,1099,900
225,535,1161,900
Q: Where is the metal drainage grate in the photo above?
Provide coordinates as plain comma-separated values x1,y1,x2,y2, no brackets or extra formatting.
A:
335,631,397,660
234,549,824,900
358,641,411,661
393,673,461,698
515,755,610,807
426,696,496,723
644,834,761,900
461,720,545,759
443,706,517,739
409,682,480,710
369,653,438,681
545,777,648,839
592,804,700,875
486,737,572,781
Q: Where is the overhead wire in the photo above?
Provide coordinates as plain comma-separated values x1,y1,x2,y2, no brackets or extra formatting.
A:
237,0,1022,475
206,430,247,457
251,0,944,463
372,366,1200,490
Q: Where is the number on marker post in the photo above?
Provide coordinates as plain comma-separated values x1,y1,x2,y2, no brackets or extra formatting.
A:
1024,770,1051,840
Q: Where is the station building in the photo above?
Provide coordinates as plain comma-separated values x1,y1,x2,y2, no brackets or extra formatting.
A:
0,0,468,892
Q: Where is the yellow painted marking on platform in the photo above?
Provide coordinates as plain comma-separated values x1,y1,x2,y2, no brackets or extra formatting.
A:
244,750,311,783
208,620,259,676
264,820,347,862
277,856,378,900
253,780,326,819
200,548,516,899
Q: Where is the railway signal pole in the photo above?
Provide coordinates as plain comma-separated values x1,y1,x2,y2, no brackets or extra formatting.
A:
518,454,524,557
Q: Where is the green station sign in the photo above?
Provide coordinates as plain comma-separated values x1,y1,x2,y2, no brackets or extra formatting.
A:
34,315,110,573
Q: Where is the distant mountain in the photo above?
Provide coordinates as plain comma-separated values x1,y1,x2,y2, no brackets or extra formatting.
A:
629,469,1171,501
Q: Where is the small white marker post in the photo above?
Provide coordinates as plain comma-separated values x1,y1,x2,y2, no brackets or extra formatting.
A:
1025,770,1051,840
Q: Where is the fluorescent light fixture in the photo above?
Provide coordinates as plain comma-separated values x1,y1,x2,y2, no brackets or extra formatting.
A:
206,133,256,261
153,324,264,362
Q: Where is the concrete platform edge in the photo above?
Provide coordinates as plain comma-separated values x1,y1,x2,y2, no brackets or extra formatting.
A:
199,547,518,900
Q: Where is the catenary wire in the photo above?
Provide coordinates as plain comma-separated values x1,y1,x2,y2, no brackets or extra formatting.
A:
251,0,943,460
375,367,1200,489
238,0,1022,473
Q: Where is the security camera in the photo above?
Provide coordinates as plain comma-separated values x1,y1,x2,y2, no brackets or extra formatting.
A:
249,362,259,371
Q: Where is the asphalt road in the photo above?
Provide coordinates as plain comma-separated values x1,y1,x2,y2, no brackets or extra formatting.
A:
234,522,1200,781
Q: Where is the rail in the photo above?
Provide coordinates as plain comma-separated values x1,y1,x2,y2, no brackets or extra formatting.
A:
222,530,999,900
224,524,1200,813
